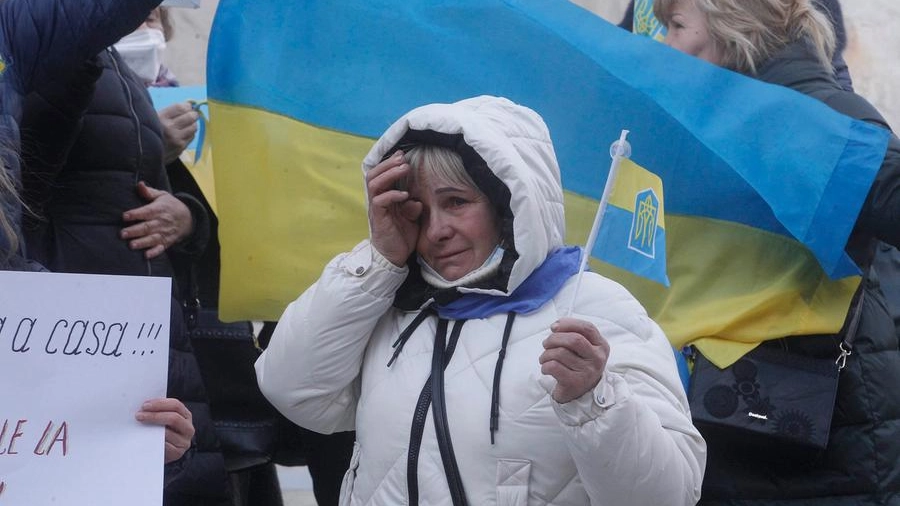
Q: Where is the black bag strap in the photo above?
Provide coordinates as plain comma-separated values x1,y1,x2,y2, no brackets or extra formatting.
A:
258,321,278,350
179,257,202,331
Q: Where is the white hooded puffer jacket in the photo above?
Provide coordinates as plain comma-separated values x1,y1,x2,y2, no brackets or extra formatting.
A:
256,96,705,505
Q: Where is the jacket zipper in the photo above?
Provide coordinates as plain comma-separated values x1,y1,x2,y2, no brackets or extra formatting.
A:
432,319,468,505
108,48,151,275
406,318,468,505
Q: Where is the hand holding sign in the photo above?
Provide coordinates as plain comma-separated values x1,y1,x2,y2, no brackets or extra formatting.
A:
0,271,171,506
136,398,194,464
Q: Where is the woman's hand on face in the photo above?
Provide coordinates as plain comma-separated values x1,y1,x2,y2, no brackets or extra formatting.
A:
135,398,195,464
367,150,423,266
539,317,610,404
121,181,194,259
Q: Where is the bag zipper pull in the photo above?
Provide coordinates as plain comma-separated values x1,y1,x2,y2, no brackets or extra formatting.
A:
835,342,852,370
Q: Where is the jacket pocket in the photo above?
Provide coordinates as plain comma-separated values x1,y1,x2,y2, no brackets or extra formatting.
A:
339,441,361,506
496,458,531,506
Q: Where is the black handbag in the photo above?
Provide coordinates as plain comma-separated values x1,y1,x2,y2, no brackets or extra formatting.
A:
687,282,865,451
688,344,840,449
187,308,282,472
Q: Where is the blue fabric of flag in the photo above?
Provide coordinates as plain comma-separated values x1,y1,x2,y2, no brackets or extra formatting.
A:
594,205,670,286
208,0,889,281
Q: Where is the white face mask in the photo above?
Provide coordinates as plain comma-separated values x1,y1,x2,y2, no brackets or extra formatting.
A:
114,27,167,85
418,245,505,290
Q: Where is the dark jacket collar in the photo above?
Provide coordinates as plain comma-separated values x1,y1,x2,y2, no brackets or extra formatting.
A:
754,39,841,95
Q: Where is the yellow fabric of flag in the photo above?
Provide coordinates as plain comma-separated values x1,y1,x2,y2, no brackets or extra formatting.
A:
209,101,373,321
566,193,861,367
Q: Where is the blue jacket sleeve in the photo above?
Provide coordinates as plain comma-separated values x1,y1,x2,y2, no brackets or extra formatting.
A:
1,0,163,93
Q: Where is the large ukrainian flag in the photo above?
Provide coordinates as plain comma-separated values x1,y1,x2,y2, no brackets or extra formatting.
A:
207,0,889,365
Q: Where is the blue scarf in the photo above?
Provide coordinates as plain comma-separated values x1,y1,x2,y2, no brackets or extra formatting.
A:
435,246,583,320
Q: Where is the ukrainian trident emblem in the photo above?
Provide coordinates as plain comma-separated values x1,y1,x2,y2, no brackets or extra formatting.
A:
628,188,660,258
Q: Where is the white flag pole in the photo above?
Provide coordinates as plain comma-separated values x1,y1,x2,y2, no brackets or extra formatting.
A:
566,129,631,316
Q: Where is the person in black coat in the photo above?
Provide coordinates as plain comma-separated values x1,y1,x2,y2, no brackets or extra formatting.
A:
654,0,900,503
20,32,230,506
0,0,164,268
2,0,196,483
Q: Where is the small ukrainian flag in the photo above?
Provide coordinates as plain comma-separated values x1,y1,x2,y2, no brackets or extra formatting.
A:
633,0,667,41
592,158,669,286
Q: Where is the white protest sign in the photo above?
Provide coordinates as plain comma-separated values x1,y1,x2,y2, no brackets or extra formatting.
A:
0,271,171,505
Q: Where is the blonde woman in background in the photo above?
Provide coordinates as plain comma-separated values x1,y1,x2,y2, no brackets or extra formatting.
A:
654,0,900,504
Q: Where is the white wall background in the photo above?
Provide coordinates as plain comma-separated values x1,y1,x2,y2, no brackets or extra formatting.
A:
841,1,900,130
164,0,899,129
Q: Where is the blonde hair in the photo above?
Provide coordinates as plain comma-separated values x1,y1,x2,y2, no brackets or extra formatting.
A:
654,0,835,75
403,144,480,192
0,157,20,259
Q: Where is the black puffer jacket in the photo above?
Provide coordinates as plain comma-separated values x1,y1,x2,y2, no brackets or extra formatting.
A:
22,50,210,274
0,0,162,266
698,41,900,506
20,50,228,505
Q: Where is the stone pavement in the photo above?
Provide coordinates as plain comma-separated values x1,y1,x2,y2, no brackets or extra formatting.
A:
282,490,317,506
278,466,318,506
